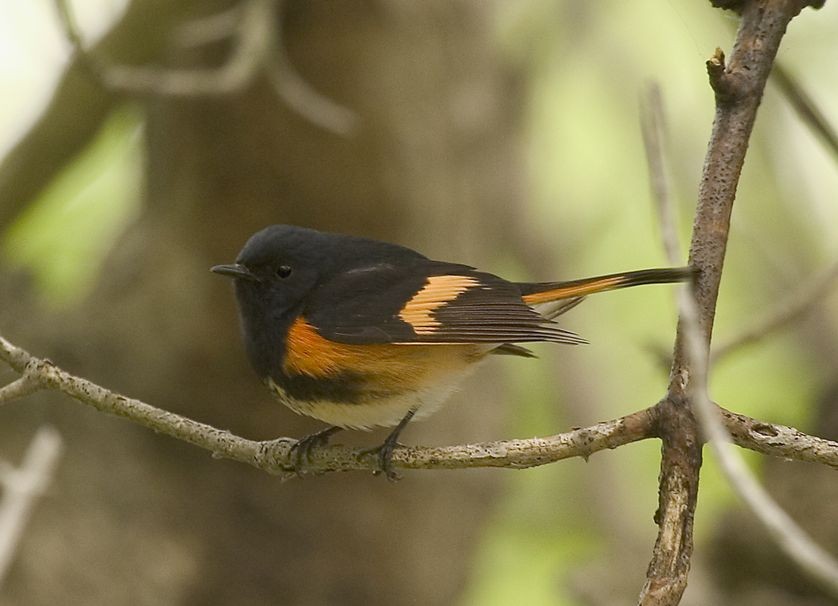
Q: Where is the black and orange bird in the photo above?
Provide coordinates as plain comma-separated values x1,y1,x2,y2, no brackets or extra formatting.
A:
212,225,692,479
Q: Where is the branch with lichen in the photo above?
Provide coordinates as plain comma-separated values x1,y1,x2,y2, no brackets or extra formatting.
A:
1,336,835,478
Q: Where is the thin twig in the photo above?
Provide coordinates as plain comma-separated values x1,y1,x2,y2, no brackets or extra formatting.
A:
0,427,63,587
175,3,244,48
640,84,686,370
773,62,838,160
53,0,263,95
52,0,359,134
0,374,39,405
53,0,86,54
267,0,359,135
102,0,272,96
641,82,682,267
713,256,838,360
680,281,838,597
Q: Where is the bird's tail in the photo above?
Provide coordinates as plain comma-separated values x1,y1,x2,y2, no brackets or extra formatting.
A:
519,266,694,306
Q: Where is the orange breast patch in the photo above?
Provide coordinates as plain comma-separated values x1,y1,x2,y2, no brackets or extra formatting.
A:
284,317,371,377
283,317,480,392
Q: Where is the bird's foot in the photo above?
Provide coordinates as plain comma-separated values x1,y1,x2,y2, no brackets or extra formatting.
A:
360,432,405,482
359,409,416,481
290,426,342,475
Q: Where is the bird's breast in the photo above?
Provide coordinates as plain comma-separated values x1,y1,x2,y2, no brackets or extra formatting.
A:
268,317,488,429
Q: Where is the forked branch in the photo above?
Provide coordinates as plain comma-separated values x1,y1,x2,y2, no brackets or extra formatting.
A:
640,1,821,604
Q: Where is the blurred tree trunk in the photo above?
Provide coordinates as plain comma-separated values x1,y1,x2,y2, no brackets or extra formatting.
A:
2,1,527,604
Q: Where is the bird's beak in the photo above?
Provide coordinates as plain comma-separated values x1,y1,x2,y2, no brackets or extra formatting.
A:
210,263,259,281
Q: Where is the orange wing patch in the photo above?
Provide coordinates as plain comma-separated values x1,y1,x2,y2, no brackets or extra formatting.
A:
398,275,480,335
522,275,627,305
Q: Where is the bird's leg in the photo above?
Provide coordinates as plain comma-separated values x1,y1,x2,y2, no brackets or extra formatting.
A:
291,425,343,474
363,409,416,482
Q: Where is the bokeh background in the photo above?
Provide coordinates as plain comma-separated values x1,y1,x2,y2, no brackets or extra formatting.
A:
1,1,837,604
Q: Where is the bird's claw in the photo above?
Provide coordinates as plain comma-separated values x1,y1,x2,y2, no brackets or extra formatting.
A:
290,426,342,475
360,438,404,482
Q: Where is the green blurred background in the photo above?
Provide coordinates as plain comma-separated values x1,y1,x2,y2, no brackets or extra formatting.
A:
1,1,836,604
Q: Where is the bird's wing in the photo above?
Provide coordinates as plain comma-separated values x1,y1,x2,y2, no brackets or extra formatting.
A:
305,261,585,346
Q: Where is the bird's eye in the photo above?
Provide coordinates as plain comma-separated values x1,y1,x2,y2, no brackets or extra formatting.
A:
276,265,293,279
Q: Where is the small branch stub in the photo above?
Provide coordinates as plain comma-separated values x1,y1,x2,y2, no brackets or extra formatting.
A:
710,1,746,10
706,48,737,102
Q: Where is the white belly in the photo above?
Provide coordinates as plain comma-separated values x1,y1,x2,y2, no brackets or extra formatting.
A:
265,362,481,430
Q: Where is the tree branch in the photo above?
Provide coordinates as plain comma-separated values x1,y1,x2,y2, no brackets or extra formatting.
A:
53,0,358,134
2,335,834,478
54,0,269,96
710,59,838,360
0,374,39,406
640,1,814,603
721,407,838,469
639,395,700,605
0,335,657,476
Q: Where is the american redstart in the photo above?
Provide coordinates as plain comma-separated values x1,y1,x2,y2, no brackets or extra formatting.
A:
212,225,692,478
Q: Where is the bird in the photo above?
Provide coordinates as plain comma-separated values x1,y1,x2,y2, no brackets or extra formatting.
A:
212,225,693,479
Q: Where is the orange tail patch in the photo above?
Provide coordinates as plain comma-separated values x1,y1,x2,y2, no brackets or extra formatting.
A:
521,267,693,305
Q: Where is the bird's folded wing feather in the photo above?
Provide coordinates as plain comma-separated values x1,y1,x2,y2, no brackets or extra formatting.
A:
306,262,584,346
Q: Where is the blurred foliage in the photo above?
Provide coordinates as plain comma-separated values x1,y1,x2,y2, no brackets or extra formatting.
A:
3,106,142,304
1,0,836,604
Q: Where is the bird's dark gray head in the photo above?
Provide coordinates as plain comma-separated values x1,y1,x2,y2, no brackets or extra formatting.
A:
213,225,319,279
211,225,426,378
212,224,426,291
211,226,331,377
